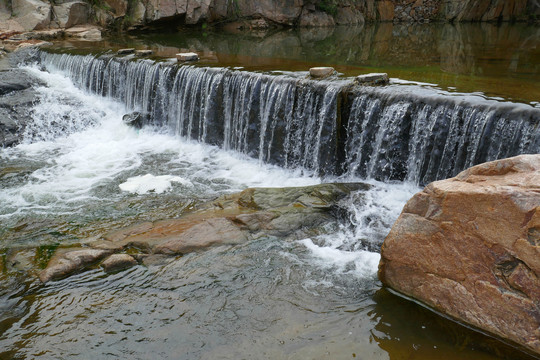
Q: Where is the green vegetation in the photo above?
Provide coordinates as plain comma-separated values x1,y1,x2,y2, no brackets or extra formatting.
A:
315,0,360,16
35,243,60,269
316,0,339,16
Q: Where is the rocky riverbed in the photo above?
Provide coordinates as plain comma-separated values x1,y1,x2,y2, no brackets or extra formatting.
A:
27,183,369,283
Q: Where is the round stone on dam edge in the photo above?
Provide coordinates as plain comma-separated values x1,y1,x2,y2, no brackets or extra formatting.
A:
309,67,335,78
135,49,153,56
176,52,199,62
355,73,389,85
117,48,135,55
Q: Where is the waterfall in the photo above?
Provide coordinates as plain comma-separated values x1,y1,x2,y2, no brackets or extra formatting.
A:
342,88,539,184
38,51,540,185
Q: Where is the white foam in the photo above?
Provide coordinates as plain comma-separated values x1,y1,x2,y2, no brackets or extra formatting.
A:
297,180,419,278
119,174,193,194
300,238,381,278
0,65,320,218
2,64,418,282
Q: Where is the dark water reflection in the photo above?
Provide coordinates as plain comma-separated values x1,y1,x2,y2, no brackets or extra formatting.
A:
0,238,533,359
105,22,540,104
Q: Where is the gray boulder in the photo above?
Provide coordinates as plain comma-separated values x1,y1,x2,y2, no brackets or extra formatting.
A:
53,1,90,28
0,68,44,147
12,0,52,31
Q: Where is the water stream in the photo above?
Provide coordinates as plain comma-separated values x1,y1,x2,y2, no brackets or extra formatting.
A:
1,23,539,359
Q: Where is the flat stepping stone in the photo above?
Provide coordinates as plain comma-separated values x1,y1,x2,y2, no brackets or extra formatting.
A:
309,67,335,79
176,52,199,62
355,73,389,85
135,49,153,56
117,48,135,55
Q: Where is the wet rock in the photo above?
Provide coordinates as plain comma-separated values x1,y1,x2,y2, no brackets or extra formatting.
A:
122,111,147,128
355,73,389,85
309,67,335,79
95,183,368,252
154,217,249,255
23,183,369,282
0,68,38,96
101,254,137,272
6,249,35,273
0,68,44,147
135,49,153,56
379,155,540,356
234,212,276,232
141,254,171,267
117,48,135,55
230,183,370,237
176,52,199,61
39,248,112,283
103,221,154,243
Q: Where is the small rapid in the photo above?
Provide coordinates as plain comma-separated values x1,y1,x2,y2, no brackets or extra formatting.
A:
0,62,416,278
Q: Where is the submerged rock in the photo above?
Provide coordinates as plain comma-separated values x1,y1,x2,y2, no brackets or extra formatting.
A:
379,154,540,356
154,217,248,255
39,248,112,282
36,182,368,282
5,249,35,273
101,254,138,272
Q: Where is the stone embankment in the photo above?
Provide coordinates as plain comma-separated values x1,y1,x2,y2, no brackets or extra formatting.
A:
0,183,368,282
379,154,540,356
1,0,539,40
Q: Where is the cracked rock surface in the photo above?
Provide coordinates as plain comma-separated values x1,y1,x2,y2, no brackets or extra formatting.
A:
379,154,540,356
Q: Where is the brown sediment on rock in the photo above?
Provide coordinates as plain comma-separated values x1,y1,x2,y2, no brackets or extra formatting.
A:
378,154,540,356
